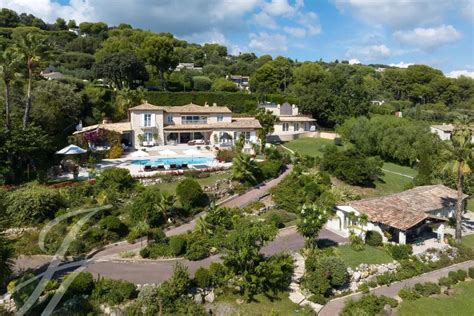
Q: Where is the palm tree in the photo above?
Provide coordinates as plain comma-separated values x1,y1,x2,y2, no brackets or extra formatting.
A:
0,48,21,132
231,154,259,185
449,119,473,244
156,193,176,222
14,32,48,128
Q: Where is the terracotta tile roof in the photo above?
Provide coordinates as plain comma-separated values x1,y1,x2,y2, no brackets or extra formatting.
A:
340,185,468,231
128,102,166,111
164,118,261,130
73,122,132,134
129,102,231,114
278,116,316,122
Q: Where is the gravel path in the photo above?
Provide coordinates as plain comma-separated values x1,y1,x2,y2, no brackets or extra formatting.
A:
319,260,474,316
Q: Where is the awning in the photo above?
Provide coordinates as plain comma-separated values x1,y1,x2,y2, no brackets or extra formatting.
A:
56,144,87,155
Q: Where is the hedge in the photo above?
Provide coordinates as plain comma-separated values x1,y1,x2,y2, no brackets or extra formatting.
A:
144,91,298,113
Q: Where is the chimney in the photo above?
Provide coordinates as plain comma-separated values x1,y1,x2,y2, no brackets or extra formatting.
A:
204,101,209,107
213,103,217,107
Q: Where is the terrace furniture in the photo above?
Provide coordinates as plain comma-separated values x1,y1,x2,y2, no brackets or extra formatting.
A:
157,165,165,170
170,164,177,169
187,140,196,146
144,165,152,171
182,163,188,169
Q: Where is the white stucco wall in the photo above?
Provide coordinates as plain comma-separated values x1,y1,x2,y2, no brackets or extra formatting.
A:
430,127,451,141
130,110,165,147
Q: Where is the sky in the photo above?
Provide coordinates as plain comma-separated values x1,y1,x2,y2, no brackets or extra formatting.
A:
2,0,474,77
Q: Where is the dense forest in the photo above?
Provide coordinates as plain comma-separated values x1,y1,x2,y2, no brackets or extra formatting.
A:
0,7,473,184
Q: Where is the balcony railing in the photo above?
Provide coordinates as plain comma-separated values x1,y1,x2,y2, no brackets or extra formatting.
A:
181,119,207,125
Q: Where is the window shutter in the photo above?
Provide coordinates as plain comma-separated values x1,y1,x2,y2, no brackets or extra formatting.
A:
151,114,156,127
141,114,145,127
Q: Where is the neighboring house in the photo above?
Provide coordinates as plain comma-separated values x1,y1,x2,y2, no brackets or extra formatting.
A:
258,101,317,142
227,75,249,90
371,100,385,106
74,102,261,150
174,63,203,72
431,124,474,142
327,185,468,244
41,65,64,80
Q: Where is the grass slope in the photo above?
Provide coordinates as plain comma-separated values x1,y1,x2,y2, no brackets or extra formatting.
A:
283,138,336,157
398,281,474,316
210,292,313,316
335,245,393,268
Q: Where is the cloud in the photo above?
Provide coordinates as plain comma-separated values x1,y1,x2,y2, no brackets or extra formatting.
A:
346,44,391,62
283,26,306,38
181,29,227,45
348,58,361,65
333,0,454,28
298,11,321,35
389,62,414,68
2,0,260,40
446,70,474,78
252,11,278,30
249,32,288,54
394,25,461,49
262,0,304,16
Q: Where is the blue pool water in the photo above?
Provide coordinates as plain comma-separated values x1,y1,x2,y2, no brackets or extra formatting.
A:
131,156,213,166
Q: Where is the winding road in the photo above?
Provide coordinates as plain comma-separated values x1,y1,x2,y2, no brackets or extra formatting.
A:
14,165,347,285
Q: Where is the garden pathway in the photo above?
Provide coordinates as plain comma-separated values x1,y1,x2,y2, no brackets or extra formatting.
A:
319,260,474,316
381,168,414,179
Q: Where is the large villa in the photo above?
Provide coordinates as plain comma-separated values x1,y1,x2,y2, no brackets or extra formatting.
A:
74,102,262,150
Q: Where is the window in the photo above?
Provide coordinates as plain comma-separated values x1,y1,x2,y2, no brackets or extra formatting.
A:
217,115,224,122
244,131,251,140
304,123,309,131
182,115,207,124
294,123,299,131
143,114,152,127
167,115,173,124
144,132,153,142
283,123,289,132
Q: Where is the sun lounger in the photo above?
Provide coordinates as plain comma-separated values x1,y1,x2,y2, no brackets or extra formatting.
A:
157,165,165,170
182,163,188,169
169,164,177,169
144,165,152,171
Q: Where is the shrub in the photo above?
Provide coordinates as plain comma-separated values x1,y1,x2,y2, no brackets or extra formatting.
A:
208,262,226,287
316,256,348,287
398,287,420,301
258,159,282,180
439,276,455,288
303,255,348,296
99,216,127,235
341,294,397,316
386,244,413,260
415,282,440,297
169,235,187,256
96,167,136,192
365,230,383,247
192,76,212,91
396,258,428,280
358,283,370,293
456,269,467,282
149,228,167,244
216,149,235,162
448,271,460,283
176,178,206,209
141,243,173,259
350,234,365,251
185,239,210,261
6,185,64,225
65,272,94,298
194,267,211,289
367,280,378,288
468,267,474,279
107,144,123,159
376,273,394,286
92,278,137,305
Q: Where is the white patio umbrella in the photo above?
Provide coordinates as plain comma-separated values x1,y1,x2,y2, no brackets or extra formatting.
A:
159,149,177,156
184,148,201,156
128,150,149,158
56,144,87,155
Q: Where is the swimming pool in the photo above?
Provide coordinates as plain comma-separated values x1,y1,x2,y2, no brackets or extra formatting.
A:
131,156,214,166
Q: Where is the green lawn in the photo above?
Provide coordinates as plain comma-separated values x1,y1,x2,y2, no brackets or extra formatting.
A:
283,138,337,157
151,171,231,195
461,234,474,249
210,292,313,316
334,245,393,268
467,198,474,212
398,281,474,316
373,162,417,196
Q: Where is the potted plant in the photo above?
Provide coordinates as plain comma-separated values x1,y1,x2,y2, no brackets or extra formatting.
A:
137,134,144,147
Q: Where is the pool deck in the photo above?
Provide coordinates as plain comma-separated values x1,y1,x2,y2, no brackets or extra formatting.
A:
96,146,222,177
